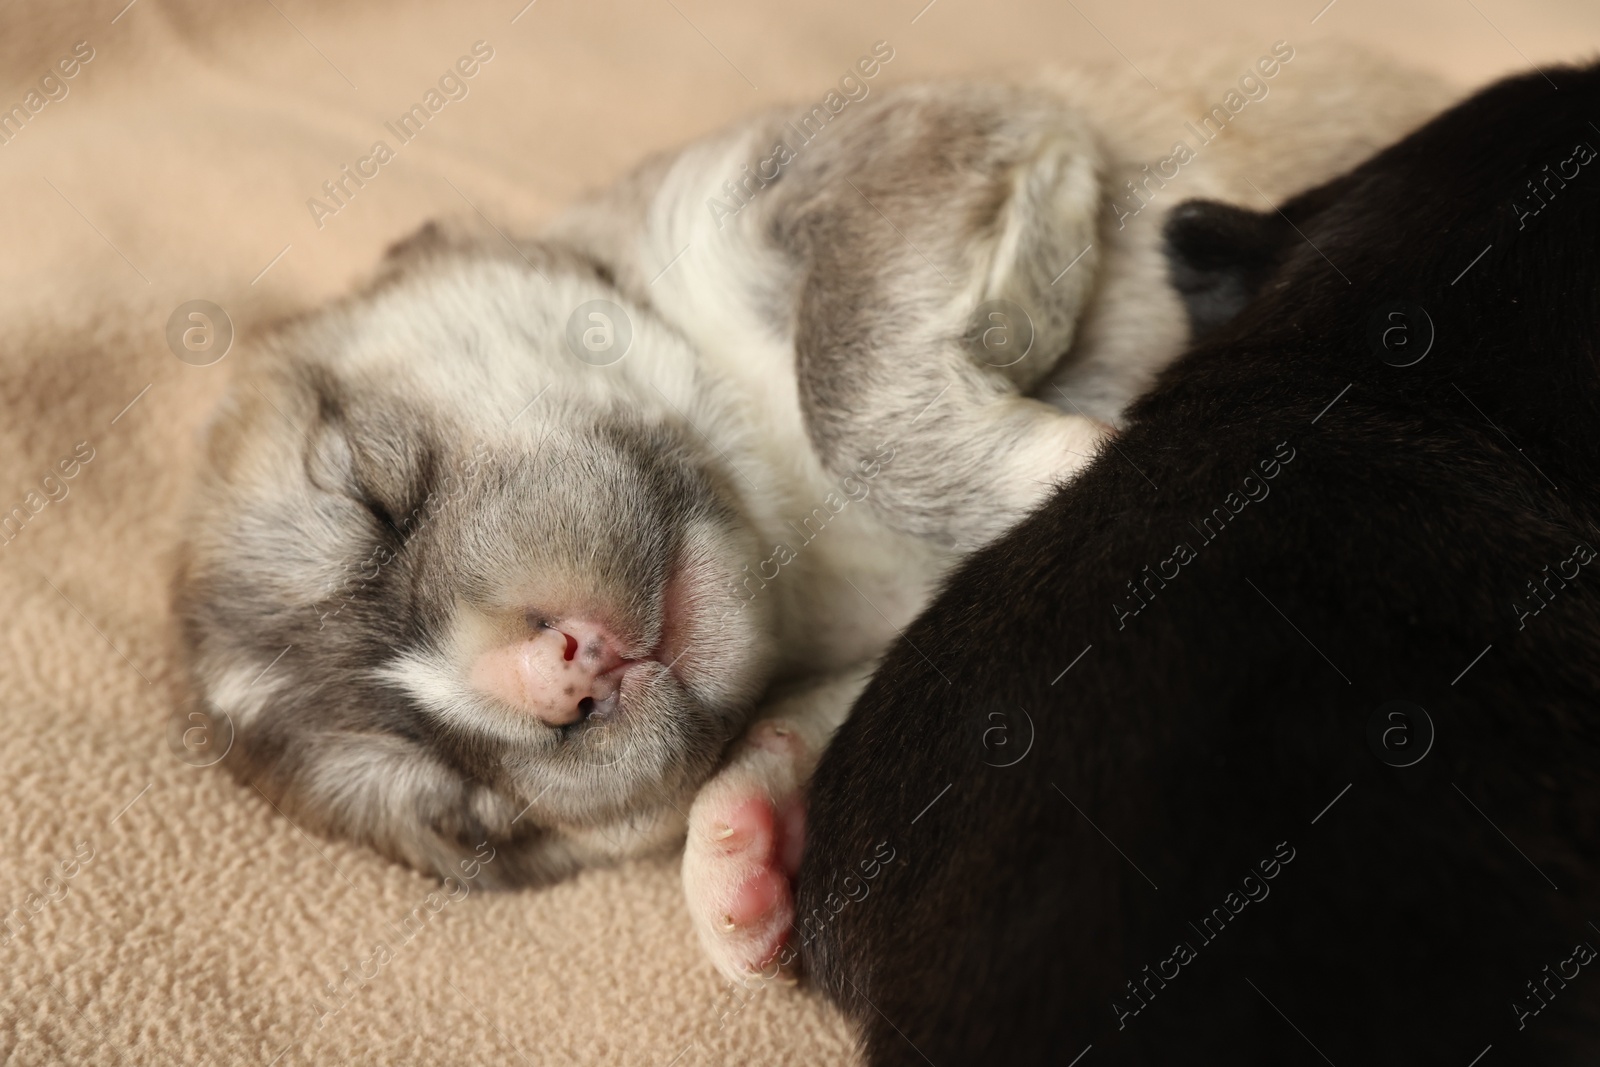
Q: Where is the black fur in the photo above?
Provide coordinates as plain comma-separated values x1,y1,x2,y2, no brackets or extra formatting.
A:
795,64,1600,1065
1162,199,1293,340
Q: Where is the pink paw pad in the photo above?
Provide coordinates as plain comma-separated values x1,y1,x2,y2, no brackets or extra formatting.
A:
689,791,807,977
707,795,776,857
724,864,789,930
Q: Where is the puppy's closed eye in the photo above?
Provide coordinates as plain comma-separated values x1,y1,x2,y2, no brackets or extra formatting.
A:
359,488,407,543
305,395,435,542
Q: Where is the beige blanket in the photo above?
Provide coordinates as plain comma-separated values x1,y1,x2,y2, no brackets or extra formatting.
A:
1,0,1590,1062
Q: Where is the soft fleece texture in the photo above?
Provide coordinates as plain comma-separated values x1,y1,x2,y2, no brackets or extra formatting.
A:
0,1,1592,1063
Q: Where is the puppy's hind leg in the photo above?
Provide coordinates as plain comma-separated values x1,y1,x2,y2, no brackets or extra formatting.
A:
780,87,1113,549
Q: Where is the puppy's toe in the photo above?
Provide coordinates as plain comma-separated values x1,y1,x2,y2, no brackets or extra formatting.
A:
684,782,804,983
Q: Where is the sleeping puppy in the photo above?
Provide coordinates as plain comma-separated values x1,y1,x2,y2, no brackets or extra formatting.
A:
795,62,1600,1064
175,82,1111,975
172,53,1448,982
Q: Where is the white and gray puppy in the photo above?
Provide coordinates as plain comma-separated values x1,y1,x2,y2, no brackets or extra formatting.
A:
174,53,1448,982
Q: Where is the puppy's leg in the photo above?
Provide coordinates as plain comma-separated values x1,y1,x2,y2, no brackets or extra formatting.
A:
682,666,868,983
775,87,1112,548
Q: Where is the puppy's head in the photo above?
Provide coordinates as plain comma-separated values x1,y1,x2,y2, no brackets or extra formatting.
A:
175,233,774,885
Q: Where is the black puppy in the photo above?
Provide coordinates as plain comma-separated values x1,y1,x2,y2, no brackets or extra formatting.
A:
795,63,1600,1066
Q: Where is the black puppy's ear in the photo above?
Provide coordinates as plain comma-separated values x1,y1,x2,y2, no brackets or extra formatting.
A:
1163,199,1293,341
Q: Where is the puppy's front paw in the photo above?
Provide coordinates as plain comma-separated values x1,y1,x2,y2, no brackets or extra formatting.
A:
683,721,808,983
1015,408,1116,499
970,403,1115,546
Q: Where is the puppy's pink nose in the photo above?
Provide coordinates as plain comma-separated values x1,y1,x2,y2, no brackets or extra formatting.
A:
471,620,628,727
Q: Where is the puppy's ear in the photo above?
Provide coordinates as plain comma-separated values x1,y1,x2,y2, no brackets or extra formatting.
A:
383,219,447,264
372,219,471,284
1162,199,1292,341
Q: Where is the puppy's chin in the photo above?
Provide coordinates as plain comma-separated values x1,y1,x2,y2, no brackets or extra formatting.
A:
503,662,726,828
550,547,775,833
